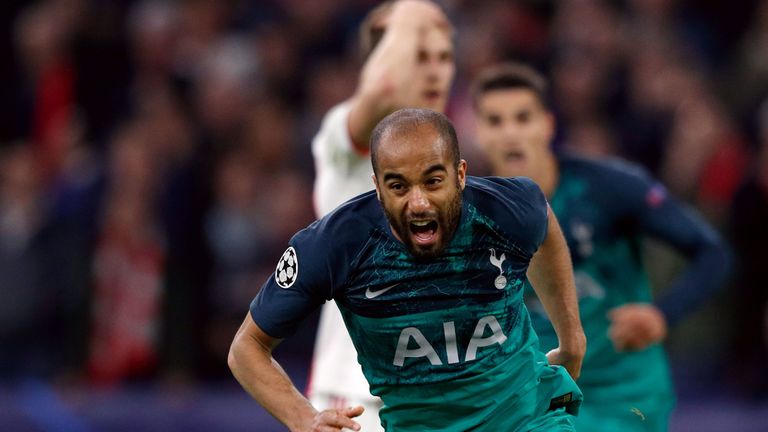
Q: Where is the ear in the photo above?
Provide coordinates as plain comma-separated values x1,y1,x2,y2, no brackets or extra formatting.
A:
372,173,381,200
457,159,468,190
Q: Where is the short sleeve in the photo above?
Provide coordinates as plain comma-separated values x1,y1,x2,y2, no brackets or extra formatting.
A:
468,176,549,257
250,223,335,338
512,177,549,253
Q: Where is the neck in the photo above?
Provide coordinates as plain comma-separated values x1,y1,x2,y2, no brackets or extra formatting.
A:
536,154,559,198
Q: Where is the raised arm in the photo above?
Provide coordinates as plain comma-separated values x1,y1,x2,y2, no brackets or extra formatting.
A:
526,205,586,379
228,313,363,432
348,0,451,148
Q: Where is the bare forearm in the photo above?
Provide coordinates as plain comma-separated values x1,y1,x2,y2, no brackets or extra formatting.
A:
228,320,316,431
349,19,420,143
527,208,584,351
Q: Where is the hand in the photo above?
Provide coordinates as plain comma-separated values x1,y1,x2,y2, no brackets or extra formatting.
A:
384,0,449,31
546,332,586,380
608,303,667,352
307,406,364,432
359,0,450,107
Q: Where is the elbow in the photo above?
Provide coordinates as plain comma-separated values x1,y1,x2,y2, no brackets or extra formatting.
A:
698,233,735,287
718,240,735,280
227,332,243,376
709,230,735,280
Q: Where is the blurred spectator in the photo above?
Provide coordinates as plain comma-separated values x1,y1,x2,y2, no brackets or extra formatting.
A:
87,123,165,385
727,100,768,399
726,0,768,122
193,35,260,145
14,0,82,182
0,143,53,379
204,96,314,371
668,80,749,224
128,0,180,92
0,143,84,381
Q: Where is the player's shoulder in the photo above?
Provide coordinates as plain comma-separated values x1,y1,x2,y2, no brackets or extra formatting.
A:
295,190,381,248
311,101,353,150
465,176,547,226
558,152,668,212
316,101,352,136
466,175,545,207
558,152,653,185
465,176,548,255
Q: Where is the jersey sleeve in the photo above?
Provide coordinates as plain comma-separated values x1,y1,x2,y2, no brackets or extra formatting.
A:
249,220,345,338
612,164,732,325
514,177,550,254
478,176,549,257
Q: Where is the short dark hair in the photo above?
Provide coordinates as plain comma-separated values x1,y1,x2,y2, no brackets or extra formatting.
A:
370,108,460,176
470,62,550,110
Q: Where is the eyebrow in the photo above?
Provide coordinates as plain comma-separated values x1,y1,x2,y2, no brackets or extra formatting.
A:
383,172,406,183
423,164,448,176
382,164,448,183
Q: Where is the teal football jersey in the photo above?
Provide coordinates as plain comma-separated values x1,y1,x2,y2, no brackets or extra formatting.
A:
525,154,727,430
251,176,581,431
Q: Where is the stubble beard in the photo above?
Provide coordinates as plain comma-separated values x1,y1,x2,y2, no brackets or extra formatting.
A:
381,180,463,261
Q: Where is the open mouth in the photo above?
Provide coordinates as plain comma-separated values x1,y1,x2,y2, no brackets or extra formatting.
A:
409,220,439,246
504,150,526,162
423,90,441,103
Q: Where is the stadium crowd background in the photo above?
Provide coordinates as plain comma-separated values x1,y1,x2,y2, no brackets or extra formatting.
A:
0,0,766,430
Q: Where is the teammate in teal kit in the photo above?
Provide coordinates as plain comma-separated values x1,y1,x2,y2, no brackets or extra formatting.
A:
471,63,732,431
229,108,586,431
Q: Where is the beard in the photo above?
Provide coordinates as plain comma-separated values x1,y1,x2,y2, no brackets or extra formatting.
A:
381,181,463,260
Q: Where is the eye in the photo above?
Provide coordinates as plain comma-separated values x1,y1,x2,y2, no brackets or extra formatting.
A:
417,50,429,64
426,177,443,188
388,182,406,194
516,111,531,123
439,50,453,63
486,114,501,127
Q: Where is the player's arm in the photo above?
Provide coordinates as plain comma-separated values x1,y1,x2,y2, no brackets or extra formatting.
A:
348,0,449,148
527,205,586,380
608,177,732,352
228,314,363,432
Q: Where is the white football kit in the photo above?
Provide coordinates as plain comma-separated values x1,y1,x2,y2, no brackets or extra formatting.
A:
309,102,384,431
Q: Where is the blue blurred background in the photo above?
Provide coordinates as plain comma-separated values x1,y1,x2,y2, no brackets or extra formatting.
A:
0,0,767,430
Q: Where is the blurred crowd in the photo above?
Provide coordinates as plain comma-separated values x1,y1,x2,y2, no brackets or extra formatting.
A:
0,0,766,399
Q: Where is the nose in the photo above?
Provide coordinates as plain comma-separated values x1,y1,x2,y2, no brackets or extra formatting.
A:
407,187,431,213
502,120,522,139
428,58,442,75
423,56,446,83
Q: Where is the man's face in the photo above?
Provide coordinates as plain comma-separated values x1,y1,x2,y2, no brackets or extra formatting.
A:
418,26,454,112
374,125,466,260
474,89,554,178
406,25,455,113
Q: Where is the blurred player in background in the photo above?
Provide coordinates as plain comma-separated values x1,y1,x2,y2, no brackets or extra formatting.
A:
308,1,455,429
230,108,585,431
471,63,732,432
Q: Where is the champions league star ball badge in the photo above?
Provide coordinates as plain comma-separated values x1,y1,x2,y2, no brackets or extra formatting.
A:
275,246,298,288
